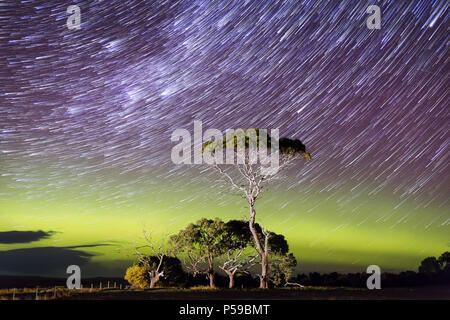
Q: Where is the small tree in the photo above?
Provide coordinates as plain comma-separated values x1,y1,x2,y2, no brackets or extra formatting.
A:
202,128,310,288
170,218,229,288
270,253,297,287
124,264,151,288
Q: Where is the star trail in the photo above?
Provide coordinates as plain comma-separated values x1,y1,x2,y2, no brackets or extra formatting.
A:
0,0,448,277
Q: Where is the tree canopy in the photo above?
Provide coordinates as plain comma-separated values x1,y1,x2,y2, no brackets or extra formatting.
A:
170,218,231,258
418,257,441,274
227,220,289,255
202,128,311,160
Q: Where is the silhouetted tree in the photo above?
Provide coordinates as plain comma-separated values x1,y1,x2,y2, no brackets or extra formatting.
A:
438,251,450,271
418,257,441,275
157,256,187,286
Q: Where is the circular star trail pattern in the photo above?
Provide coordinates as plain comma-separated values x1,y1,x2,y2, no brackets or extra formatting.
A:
0,0,448,276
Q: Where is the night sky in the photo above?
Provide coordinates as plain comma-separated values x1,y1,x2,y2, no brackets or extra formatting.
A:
0,0,449,278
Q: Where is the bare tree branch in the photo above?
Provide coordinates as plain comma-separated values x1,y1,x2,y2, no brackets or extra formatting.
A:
134,231,169,288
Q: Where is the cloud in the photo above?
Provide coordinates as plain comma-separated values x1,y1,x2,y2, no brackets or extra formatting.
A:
0,230,56,244
0,244,112,277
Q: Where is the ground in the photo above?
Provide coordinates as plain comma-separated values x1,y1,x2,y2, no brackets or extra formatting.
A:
2,286,449,300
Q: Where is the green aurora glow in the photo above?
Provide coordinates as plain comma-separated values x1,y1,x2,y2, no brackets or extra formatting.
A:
1,170,448,277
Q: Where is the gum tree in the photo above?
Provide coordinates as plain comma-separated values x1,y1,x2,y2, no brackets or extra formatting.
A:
202,128,310,288
169,218,229,288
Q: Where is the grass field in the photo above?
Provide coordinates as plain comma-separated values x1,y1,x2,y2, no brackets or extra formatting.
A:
2,285,449,300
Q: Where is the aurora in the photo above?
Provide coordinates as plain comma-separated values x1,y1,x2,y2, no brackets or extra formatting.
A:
0,0,448,279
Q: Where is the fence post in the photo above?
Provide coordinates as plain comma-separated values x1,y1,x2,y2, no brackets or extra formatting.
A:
35,286,39,300
12,288,15,300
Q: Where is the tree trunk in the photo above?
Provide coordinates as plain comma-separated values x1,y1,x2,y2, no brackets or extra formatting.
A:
249,204,269,289
259,254,269,289
208,272,216,288
229,274,235,289
208,254,216,288
149,272,162,288
150,277,157,288
225,270,235,289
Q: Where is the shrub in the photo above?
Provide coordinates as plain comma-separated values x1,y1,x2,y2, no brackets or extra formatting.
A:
124,265,151,288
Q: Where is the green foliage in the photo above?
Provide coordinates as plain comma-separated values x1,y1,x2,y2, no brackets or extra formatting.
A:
202,128,267,153
230,220,289,255
170,218,231,258
124,265,151,288
169,218,297,288
279,137,311,160
266,232,289,255
270,253,297,287
225,220,254,249
221,220,296,286
201,128,311,160
281,253,297,280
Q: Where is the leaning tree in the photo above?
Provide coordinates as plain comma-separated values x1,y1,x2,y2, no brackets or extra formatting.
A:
202,128,310,288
